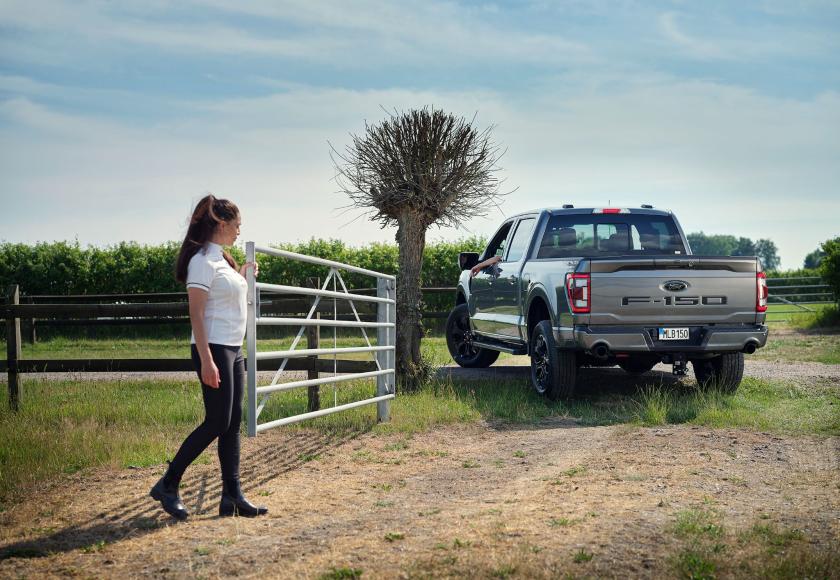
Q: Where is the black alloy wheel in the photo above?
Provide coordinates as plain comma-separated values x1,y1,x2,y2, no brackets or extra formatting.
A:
531,332,551,395
529,320,577,400
445,303,500,368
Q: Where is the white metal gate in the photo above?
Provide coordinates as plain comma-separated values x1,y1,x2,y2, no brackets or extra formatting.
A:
245,242,396,436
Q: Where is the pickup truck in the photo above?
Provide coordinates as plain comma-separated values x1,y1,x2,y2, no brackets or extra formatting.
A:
446,206,769,399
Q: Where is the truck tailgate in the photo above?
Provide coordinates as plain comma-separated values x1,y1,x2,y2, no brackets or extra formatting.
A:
582,256,760,325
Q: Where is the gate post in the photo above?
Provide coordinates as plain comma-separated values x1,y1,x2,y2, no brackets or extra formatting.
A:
306,277,320,413
246,242,258,437
6,285,21,411
376,278,395,422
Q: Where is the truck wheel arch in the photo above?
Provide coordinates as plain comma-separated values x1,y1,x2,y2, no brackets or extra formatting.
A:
526,291,552,345
456,289,467,305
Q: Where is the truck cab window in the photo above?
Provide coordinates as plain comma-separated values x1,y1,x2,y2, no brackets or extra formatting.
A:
596,223,630,251
538,223,594,258
538,214,686,257
504,218,536,262
484,222,513,260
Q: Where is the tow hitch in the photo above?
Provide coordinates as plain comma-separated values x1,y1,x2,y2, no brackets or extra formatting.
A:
672,354,688,376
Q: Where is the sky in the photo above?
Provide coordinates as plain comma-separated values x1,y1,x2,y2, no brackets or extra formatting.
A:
1,0,838,270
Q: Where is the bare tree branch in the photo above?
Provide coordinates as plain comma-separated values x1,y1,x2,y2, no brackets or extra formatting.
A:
330,107,509,229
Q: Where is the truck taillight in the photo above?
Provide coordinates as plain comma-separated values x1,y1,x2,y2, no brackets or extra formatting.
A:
566,273,591,313
756,271,768,312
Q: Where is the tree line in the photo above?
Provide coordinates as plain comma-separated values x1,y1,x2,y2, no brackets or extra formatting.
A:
2,233,833,298
686,232,781,270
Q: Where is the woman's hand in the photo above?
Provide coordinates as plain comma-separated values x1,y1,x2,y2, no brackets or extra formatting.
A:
201,358,221,388
470,264,483,278
239,261,259,278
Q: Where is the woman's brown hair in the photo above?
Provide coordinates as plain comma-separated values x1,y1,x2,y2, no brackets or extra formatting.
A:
175,195,240,283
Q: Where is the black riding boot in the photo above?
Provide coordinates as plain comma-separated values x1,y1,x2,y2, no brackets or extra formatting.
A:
219,478,268,518
150,468,189,521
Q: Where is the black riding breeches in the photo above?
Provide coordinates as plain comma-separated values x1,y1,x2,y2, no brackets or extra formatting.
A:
168,343,244,481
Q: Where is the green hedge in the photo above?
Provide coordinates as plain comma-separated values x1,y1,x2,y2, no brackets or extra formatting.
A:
0,238,487,297
819,237,840,303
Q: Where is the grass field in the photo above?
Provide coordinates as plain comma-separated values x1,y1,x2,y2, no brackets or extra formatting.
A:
4,327,839,367
764,301,838,327
1,324,839,510
1,342,838,509
753,332,840,365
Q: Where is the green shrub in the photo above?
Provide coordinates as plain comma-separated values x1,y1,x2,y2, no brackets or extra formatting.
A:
819,237,840,304
0,237,487,297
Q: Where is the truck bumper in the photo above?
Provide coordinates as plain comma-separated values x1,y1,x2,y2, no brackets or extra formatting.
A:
562,324,769,354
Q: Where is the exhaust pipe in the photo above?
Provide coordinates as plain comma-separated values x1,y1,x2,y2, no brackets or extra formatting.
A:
592,344,610,360
743,342,757,354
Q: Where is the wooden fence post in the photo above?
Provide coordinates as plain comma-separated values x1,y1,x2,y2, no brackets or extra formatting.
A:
6,285,22,411
306,277,320,413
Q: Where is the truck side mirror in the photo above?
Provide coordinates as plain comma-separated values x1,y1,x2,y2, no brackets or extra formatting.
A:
459,252,479,271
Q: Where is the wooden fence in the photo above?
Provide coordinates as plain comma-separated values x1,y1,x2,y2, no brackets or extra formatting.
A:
13,287,454,343
4,278,834,410
2,284,457,411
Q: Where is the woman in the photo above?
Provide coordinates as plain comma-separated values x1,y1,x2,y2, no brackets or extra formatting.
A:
150,194,267,520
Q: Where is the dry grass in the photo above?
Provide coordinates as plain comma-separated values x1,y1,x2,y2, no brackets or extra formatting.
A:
0,423,837,578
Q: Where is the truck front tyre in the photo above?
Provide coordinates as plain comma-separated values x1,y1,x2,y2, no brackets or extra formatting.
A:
692,353,744,393
530,320,577,400
445,304,500,368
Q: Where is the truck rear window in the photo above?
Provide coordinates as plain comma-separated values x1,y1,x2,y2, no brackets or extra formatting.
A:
536,214,687,258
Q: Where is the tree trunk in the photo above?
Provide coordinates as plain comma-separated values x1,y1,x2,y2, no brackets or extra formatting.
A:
394,214,427,391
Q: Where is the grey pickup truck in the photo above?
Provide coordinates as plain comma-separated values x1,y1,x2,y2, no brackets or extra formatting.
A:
446,206,769,398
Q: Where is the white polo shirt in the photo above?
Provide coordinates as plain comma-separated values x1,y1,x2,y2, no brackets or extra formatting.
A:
186,242,247,346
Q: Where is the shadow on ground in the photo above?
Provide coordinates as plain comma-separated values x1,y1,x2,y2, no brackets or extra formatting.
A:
0,428,365,561
439,364,686,395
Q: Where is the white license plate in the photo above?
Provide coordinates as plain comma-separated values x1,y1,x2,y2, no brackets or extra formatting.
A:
659,327,690,341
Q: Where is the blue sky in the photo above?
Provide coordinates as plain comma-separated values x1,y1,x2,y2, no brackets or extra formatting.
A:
1,0,838,269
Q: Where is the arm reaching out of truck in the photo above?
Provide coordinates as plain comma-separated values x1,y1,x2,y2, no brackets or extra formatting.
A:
470,255,501,277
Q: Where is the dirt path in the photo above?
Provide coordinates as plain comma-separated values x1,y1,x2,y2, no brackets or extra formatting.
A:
437,358,840,394
7,358,840,388
1,421,838,579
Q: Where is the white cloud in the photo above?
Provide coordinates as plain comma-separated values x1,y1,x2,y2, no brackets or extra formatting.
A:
2,76,839,268
1,1,838,269
0,0,591,67
658,9,836,62
659,11,730,60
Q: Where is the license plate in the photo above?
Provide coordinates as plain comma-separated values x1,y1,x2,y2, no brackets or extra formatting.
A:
659,327,689,341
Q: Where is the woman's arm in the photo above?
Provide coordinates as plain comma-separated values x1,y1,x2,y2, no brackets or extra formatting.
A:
470,255,502,277
188,288,220,388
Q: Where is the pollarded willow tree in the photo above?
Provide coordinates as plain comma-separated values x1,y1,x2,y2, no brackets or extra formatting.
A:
331,107,507,390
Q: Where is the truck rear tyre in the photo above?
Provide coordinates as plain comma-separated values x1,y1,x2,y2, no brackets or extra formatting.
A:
530,320,577,400
692,353,744,393
445,303,500,368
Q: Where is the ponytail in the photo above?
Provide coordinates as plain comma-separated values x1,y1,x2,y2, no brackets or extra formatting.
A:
175,194,240,283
